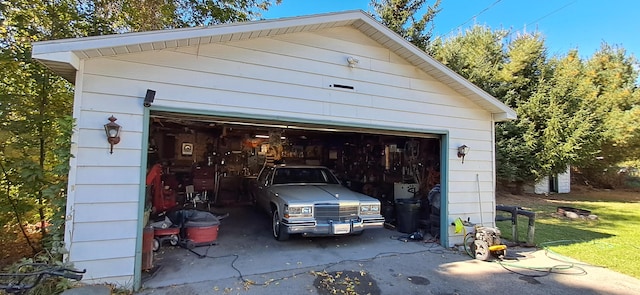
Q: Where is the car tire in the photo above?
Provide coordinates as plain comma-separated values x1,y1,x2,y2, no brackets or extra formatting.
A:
272,209,289,241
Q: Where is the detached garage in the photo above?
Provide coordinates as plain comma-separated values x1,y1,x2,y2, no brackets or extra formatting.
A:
32,10,515,289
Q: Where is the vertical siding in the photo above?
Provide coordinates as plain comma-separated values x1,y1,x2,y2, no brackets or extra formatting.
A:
69,26,498,281
558,166,571,193
534,176,550,194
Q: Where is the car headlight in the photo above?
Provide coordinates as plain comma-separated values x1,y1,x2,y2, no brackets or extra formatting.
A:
360,204,380,215
285,205,313,218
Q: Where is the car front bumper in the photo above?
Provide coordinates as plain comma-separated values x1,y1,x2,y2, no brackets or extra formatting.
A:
282,216,385,236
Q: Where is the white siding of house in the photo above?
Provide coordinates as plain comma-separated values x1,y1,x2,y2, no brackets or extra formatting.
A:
67,26,497,284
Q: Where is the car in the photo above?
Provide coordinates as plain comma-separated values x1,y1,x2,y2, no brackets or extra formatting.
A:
250,164,385,241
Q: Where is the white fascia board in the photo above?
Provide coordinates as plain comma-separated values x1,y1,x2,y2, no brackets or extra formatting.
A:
493,112,518,122
31,51,80,70
31,10,366,56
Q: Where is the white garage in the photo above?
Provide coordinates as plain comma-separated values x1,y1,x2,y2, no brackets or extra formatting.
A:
32,10,515,290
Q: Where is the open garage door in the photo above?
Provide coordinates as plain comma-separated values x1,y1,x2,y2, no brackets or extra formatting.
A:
140,110,446,287
144,111,443,237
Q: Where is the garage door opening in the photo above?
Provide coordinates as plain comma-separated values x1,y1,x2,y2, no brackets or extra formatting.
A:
145,111,441,206
140,110,445,284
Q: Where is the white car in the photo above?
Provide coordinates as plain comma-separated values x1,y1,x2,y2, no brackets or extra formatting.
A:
251,165,385,241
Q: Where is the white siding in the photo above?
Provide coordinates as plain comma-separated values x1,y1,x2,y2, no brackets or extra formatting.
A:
558,167,571,193
67,26,498,282
534,176,550,194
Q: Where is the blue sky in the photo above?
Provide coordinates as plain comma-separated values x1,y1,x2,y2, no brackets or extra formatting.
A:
261,0,639,60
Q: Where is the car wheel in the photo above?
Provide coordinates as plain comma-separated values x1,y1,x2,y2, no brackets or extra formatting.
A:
272,209,289,241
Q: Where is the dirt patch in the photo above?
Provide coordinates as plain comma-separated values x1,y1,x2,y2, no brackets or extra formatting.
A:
0,225,42,270
312,270,380,295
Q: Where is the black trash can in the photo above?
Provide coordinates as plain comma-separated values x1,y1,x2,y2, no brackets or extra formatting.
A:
395,198,421,234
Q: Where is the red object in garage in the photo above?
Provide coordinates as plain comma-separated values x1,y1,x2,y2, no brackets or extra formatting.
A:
163,209,222,248
142,226,154,270
146,163,177,213
185,224,219,246
153,226,181,251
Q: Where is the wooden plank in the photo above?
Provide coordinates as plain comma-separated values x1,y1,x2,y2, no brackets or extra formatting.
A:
71,220,138,242
447,171,495,183
444,181,494,193
76,108,145,133
69,238,136,261
74,166,141,185
79,91,145,116
73,184,141,203
71,257,135,282
74,135,143,156
73,202,139,223
273,29,391,61
84,50,483,115
76,147,143,166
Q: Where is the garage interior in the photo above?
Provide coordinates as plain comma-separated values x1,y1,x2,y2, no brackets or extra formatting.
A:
142,111,444,283
144,111,442,243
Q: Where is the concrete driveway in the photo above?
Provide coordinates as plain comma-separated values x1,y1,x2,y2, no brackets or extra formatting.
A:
135,205,640,295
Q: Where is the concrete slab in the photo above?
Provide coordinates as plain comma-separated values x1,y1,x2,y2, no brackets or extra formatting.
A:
135,205,640,295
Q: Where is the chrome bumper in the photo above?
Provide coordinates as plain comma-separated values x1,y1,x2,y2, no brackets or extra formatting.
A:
282,216,385,235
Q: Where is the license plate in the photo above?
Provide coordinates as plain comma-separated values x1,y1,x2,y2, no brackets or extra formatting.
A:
333,223,351,234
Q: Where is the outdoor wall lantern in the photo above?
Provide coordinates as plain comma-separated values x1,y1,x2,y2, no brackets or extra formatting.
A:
457,145,470,164
104,115,121,154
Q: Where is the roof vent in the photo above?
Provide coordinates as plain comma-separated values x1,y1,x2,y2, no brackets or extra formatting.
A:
330,84,355,90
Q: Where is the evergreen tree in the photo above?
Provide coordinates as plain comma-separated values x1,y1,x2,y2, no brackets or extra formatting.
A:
371,0,442,50
584,45,640,170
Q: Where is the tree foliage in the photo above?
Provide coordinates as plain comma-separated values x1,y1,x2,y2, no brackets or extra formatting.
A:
429,26,639,188
1,1,77,258
370,0,442,50
1,0,280,263
584,45,640,169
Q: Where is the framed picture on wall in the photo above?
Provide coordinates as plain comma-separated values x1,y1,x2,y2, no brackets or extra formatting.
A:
181,143,193,156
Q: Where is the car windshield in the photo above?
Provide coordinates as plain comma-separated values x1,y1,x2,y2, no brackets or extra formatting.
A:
271,167,339,185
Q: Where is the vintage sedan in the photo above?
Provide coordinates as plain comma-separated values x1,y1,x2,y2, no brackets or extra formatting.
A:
251,165,385,240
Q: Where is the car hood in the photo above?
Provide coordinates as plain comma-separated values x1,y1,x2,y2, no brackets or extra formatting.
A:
270,184,374,204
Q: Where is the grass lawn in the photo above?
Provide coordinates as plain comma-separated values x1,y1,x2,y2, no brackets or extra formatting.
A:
496,186,640,279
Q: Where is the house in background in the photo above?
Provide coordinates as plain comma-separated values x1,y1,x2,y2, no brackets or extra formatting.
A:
32,10,516,290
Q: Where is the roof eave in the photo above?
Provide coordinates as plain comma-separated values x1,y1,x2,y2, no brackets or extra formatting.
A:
32,51,79,83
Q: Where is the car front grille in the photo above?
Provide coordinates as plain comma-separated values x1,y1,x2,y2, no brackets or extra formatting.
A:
314,204,358,222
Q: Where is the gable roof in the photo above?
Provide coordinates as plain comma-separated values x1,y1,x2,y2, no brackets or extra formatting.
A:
32,10,516,121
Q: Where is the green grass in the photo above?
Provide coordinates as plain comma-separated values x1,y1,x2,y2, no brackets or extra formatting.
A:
496,192,640,279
